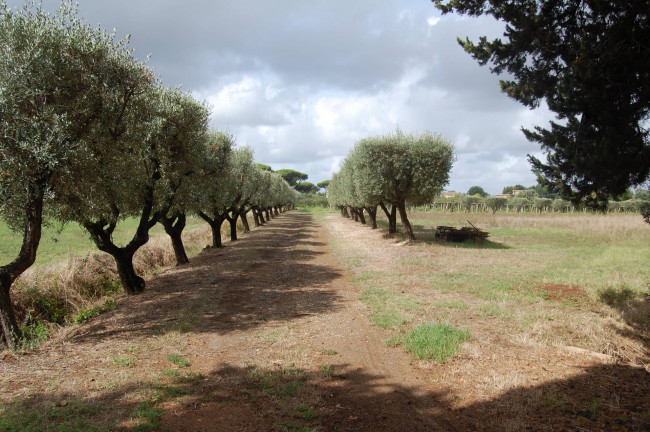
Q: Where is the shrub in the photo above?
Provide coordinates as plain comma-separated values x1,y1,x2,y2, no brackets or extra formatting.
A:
638,200,650,225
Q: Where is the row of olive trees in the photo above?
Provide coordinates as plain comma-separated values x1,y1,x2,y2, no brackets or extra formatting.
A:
328,130,454,240
0,4,296,347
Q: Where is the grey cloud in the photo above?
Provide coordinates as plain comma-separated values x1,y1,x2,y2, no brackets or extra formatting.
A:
5,0,553,194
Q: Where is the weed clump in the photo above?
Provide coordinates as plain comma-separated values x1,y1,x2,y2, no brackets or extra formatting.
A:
75,299,117,324
399,322,470,363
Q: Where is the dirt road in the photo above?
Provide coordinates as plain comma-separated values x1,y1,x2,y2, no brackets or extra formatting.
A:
1,210,648,431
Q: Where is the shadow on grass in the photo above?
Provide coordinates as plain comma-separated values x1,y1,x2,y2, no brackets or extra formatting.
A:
598,285,650,353
2,361,648,431
363,218,511,249
412,228,511,250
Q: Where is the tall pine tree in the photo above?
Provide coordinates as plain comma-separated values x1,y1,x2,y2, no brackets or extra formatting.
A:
435,0,650,209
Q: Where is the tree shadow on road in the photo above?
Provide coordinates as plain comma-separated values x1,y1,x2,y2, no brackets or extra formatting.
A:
69,211,345,343
3,359,648,431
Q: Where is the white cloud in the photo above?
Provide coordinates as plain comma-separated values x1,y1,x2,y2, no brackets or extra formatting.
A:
427,16,441,26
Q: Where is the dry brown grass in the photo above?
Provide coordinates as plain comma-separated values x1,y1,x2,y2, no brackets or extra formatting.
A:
12,224,214,332
323,210,649,367
414,211,649,239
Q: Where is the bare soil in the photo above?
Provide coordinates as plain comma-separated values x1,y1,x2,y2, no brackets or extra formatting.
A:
1,210,649,431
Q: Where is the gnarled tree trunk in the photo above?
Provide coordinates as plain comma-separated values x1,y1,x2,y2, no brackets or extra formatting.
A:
356,207,366,224
0,181,46,348
225,211,239,241
198,211,225,248
83,195,164,295
365,205,378,229
239,209,250,233
396,200,415,241
379,202,398,234
160,212,189,265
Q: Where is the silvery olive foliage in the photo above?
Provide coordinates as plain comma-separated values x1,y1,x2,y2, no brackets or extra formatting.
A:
0,0,155,344
0,1,295,345
329,129,454,240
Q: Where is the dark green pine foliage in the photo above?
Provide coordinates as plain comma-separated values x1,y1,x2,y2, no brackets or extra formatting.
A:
435,0,650,209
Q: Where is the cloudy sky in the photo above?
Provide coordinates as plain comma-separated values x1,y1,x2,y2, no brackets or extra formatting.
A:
10,0,554,195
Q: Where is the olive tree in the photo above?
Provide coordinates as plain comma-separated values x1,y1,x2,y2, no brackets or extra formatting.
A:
154,91,211,266
349,130,454,240
224,147,259,240
54,84,208,295
249,169,273,227
486,197,508,214
195,131,236,248
196,146,257,244
0,2,149,346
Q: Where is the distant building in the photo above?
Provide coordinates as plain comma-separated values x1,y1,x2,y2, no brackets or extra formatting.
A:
440,190,459,198
495,194,511,198
512,189,525,196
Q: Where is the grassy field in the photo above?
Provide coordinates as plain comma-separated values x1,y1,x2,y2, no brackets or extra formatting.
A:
0,217,207,267
321,209,649,364
408,211,650,298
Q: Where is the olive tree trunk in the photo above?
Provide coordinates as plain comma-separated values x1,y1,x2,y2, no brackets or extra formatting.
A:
365,205,378,229
0,181,46,348
356,208,367,224
379,202,398,234
198,211,226,248
225,211,239,241
82,195,164,295
239,209,251,233
160,212,189,265
396,200,415,241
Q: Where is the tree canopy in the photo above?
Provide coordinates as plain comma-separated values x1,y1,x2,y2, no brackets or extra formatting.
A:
502,185,526,195
435,0,650,210
275,169,308,187
329,129,454,240
317,180,331,191
467,186,488,197
294,182,319,194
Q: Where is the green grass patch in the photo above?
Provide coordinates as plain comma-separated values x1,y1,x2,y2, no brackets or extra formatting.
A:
167,354,190,368
135,400,163,432
319,364,334,379
398,322,470,363
297,206,331,214
17,318,51,351
598,284,638,307
112,355,135,368
0,400,107,432
369,310,408,328
75,299,117,324
360,288,420,329
0,217,206,267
